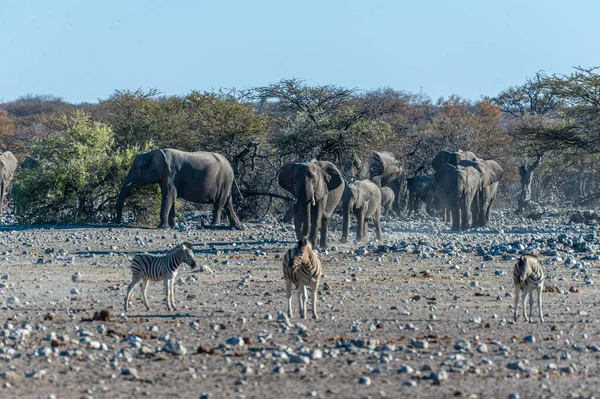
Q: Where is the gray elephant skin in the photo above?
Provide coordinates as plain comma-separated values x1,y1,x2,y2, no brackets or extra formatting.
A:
369,151,405,214
341,180,383,243
0,151,17,216
116,149,241,229
434,163,481,231
431,150,477,223
379,186,395,217
458,158,503,227
279,160,345,248
406,175,438,216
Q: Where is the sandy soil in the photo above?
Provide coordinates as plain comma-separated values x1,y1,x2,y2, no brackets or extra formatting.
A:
0,214,598,399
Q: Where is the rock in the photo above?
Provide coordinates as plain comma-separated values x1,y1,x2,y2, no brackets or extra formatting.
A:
163,340,186,356
358,376,371,385
71,272,81,283
430,370,448,382
121,368,139,379
226,337,245,347
70,288,80,295
397,365,415,374
6,297,19,305
523,335,535,343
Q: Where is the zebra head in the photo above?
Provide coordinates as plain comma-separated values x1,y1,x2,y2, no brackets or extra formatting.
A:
179,242,197,268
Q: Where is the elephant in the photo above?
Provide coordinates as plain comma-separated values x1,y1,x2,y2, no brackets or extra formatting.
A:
406,175,438,216
341,180,383,243
434,163,481,231
369,151,405,214
279,160,345,248
379,186,395,217
431,150,477,222
116,149,241,229
0,151,18,217
458,158,504,227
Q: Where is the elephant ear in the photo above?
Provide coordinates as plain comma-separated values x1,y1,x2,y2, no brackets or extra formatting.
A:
483,160,504,186
146,149,169,182
315,161,343,200
278,162,297,196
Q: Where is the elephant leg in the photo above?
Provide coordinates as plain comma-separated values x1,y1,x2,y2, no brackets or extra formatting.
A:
159,185,176,229
211,204,223,226
319,217,329,249
0,182,4,216
356,210,364,242
374,209,383,241
309,202,323,247
461,196,472,231
168,201,176,228
224,196,241,227
485,193,497,226
451,201,461,231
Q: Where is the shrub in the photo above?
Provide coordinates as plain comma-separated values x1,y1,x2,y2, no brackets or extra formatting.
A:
13,110,160,224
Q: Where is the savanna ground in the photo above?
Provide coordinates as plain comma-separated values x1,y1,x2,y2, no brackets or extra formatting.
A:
0,212,598,399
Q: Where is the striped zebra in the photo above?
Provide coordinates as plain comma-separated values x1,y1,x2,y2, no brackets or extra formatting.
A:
513,254,545,323
124,243,196,312
282,238,322,320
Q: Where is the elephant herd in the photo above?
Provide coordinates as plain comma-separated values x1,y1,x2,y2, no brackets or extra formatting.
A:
278,149,504,247
0,148,502,245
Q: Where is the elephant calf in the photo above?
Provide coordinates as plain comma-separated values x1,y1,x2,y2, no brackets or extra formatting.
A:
379,186,395,217
341,180,383,243
406,175,437,216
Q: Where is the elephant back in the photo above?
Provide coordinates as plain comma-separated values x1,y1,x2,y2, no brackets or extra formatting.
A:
369,151,404,186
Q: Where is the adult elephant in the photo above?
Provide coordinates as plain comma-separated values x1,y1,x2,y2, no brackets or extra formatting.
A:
369,151,405,214
406,175,438,216
432,150,477,222
435,163,481,231
0,151,18,217
458,158,504,227
379,186,395,217
278,160,344,248
116,149,241,229
341,180,383,243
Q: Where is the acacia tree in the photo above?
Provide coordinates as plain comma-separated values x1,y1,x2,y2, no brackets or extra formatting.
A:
491,72,561,211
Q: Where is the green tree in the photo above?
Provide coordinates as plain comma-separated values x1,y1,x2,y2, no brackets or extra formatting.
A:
13,110,158,224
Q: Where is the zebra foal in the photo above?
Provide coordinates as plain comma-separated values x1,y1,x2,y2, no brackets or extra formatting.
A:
513,254,545,323
124,242,196,312
282,238,322,320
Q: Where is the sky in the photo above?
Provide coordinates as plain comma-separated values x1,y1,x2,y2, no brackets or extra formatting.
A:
1,0,599,104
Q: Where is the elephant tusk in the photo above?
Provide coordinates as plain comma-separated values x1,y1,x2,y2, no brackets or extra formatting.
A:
311,195,316,206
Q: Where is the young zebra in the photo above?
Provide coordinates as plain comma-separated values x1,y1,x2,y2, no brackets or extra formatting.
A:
513,254,545,323
282,238,322,320
124,242,196,312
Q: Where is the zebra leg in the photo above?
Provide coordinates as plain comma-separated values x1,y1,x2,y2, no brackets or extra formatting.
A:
301,285,309,319
297,285,304,319
124,277,141,312
286,279,293,318
141,279,151,310
310,279,319,320
529,289,534,323
164,277,171,311
170,278,178,311
522,291,529,322
537,285,544,322
513,287,520,321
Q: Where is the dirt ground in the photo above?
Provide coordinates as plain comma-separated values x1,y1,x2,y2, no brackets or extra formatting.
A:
0,215,598,399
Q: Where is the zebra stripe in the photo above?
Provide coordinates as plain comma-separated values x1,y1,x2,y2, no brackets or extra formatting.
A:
282,238,322,320
513,254,545,323
124,242,196,312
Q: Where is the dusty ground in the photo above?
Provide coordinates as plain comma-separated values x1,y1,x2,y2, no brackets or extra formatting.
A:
0,213,598,399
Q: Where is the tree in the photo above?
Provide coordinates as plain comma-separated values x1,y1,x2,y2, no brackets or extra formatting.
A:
13,110,158,224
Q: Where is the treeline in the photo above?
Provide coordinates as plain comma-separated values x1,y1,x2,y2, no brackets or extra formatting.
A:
2,68,600,224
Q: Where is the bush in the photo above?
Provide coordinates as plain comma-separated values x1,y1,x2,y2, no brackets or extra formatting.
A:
13,110,160,224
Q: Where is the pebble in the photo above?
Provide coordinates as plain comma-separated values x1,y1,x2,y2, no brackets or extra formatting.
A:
359,376,371,385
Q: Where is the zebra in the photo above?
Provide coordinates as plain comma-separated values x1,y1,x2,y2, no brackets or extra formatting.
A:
513,254,545,323
124,242,196,312
282,237,322,320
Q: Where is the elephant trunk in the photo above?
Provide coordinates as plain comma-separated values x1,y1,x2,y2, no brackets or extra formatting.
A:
301,200,311,239
341,199,351,243
115,180,133,223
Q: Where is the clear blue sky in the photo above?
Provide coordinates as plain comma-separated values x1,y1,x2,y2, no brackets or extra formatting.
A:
1,0,598,104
